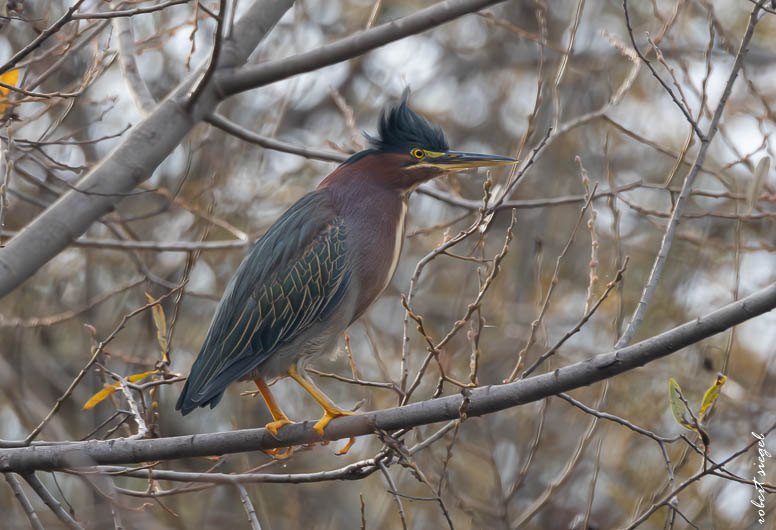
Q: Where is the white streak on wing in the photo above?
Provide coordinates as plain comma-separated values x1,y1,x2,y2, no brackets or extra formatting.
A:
383,200,407,293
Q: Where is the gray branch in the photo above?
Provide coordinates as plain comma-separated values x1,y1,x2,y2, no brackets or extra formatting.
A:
22,473,84,530
0,0,508,300
217,0,509,96
0,0,293,299
614,0,765,348
1,280,774,474
4,473,44,530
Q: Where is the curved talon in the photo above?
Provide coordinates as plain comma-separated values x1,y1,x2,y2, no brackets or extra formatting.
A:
265,418,294,438
337,437,356,455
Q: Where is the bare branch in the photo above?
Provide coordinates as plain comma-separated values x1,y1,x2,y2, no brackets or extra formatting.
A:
616,0,766,348
3,473,44,530
218,0,510,96
1,278,775,472
0,0,294,299
73,0,191,20
22,473,84,530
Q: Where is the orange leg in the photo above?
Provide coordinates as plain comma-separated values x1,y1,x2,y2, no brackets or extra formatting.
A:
254,376,294,437
287,365,358,454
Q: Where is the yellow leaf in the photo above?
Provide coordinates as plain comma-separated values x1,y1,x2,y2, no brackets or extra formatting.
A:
126,370,157,383
82,370,157,410
668,377,696,432
145,292,169,363
699,373,726,421
0,68,19,113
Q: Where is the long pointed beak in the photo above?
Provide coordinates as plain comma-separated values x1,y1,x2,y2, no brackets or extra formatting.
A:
426,151,518,171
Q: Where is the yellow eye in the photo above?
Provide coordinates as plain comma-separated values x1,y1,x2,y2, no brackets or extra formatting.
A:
411,148,424,159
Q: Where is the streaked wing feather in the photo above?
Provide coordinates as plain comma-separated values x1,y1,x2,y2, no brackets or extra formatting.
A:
176,191,350,413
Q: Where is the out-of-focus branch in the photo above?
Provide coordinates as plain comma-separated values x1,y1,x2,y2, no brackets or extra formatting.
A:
112,2,157,114
236,483,261,530
0,231,253,251
206,113,347,162
0,276,143,328
3,473,44,530
218,0,509,95
2,279,775,472
0,0,87,76
74,0,191,20
615,0,766,348
0,0,512,301
418,180,642,210
22,473,84,530
0,0,294,300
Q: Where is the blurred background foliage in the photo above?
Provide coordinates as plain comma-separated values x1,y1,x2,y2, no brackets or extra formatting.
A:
1,0,775,528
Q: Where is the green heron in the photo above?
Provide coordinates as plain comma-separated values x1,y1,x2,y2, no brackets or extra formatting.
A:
175,95,517,447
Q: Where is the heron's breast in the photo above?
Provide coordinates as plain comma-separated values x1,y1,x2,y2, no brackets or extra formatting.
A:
346,194,407,320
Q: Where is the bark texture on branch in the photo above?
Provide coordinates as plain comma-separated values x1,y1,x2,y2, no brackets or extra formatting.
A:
0,0,294,299
2,280,774,473
0,0,509,300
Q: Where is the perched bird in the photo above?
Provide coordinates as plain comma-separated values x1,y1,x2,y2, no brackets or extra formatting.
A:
175,95,517,444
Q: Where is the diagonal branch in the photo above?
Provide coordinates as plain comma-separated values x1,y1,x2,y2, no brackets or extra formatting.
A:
622,0,705,140
22,473,84,530
0,0,87,76
3,473,44,530
217,0,509,96
0,0,294,300
615,0,766,348
0,0,510,301
2,279,775,473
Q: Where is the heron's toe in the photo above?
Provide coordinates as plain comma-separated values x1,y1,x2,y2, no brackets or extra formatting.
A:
312,409,358,436
265,418,294,437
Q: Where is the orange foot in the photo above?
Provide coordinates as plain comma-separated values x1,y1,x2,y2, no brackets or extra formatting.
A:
313,408,358,436
265,418,294,438
337,437,356,455
265,446,294,459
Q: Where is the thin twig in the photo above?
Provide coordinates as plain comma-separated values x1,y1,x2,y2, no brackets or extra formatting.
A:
378,460,408,530
74,0,191,20
22,473,84,530
236,484,262,529
510,383,606,528
19,286,184,445
0,0,87,76
616,0,766,349
187,0,226,107
4,473,44,530
505,184,599,383
625,422,776,529
622,0,704,140
521,256,629,378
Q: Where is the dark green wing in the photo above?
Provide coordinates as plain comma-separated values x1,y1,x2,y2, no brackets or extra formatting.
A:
176,190,350,414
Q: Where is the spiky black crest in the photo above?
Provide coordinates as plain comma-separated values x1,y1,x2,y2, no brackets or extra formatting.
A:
365,95,449,153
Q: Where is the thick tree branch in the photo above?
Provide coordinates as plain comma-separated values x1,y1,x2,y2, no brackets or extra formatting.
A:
217,0,509,96
2,280,775,473
0,0,509,301
0,0,294,300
